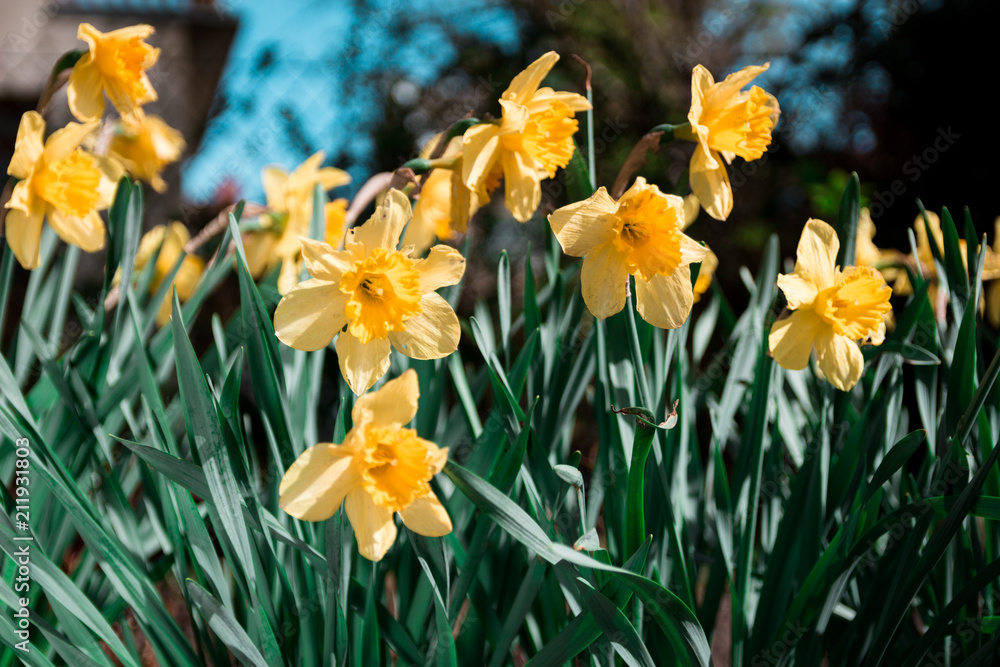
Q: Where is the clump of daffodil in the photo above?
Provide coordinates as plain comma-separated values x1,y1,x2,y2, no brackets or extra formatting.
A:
107,115,185,193
675,63,779,221
4,111,123,269
403,135,489,255
128,222,204,326
273,190,465,394
67,23,160,123
279,369,451,561
463,51,591,223
769,219,892,391
987,218,1000,329
548,177,708,328
243,151,351,295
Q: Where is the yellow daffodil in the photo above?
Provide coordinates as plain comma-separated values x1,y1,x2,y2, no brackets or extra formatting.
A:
677,63,779,221
463,51,591,222
279,369,451,561
243,151,351,295
403,135,489,255
324,198,349,248
67,23,160,123
769,219,892,391
108,115,185,193
548,177,708,328
273,190,465,394
130,222,204,326
4,111,123,269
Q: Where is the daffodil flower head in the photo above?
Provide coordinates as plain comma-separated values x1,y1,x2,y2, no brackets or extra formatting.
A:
243,151,351,295
273,190,466,394
108,115,185,193
67,23,160,123
769,219,892,391
4,111,124,269
548,177,709,328
682,62,779,221
278,369,452,561
128,222,205,326
462,51,591,223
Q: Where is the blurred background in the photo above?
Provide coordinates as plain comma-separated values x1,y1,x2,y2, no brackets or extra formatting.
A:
1,0,995,314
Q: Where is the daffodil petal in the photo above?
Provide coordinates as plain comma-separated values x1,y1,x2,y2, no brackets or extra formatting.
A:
336,330,392,395
635,266,693,330
48,209,105,253
768,309,822,371
389,293,460,360
274,279,348,351
678,233,709,267
277,255,301,295
502,148,541,223
502,51,559,106
94,155,125,208
261,166,288,209
794,219,839,290
346,488,397,561
581,241,628,320
8,111,45,178
706,63,769,108
989,282,1000,329
415,245,466,293
352,368,419,430
681,194,700,231
300,238,352,280
814,330,864,391
776,273,818,310
529,87,592,113
317,166,351,190
689,146,732,221
279,444,359,521
462,123,501,190
4,205,44,270
352,189,412,252
399,492,453,537
66,57,105,123
548,186,618,256
43,121,100,164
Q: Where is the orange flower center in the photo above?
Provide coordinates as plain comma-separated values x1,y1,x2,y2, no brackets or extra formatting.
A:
33,149,101,218
502,100,578,178
356,426,439,512
95,35,156,102
611,189,683,280
340,248,422,344
701,86,775,160
814,266,892,340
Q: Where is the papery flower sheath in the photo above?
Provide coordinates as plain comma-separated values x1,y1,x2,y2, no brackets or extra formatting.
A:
273,190,465,394
462,51,591,222
769,219,892,391
279,369,451,561
108,115,185,193
243,151,351,295
548,177,708,328
67,23,160,123
4,111,123,269
130,222,205,326
678,63,779,221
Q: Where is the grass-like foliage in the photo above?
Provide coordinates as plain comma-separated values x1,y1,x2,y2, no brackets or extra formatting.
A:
2,165,1000,666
